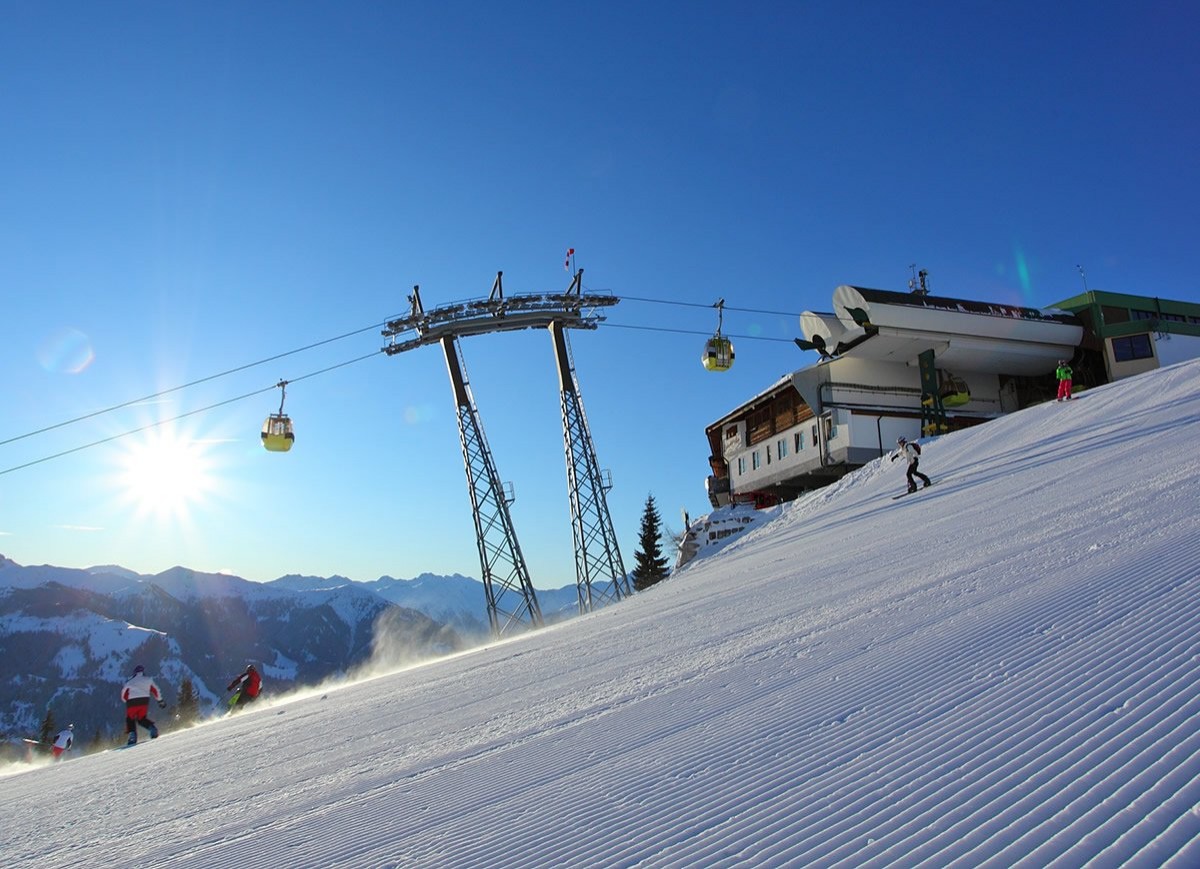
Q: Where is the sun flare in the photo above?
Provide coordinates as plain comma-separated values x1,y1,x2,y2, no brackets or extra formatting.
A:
114,428,220,521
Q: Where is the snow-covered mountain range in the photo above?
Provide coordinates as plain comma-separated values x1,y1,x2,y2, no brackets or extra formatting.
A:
0,563,463,744
0,559,598,744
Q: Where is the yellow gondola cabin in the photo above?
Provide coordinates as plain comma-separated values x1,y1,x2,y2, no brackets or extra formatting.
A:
261,414,295,452
261,380,295,452
702,336,735,372
703,298,735,372
940,372,971,407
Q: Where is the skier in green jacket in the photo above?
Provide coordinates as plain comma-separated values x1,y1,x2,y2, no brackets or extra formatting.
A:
1056,360,1073,401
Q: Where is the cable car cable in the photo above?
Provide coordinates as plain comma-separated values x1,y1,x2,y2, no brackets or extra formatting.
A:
605,294,803,319
0,318,399,449
1,292,793,468
599,322,796,342
0,385,276,478
0,349,384,478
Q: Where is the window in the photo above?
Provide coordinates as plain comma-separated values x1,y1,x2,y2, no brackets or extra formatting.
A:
795,432,803,452
777,438,788,459
752,451,761,470
737,457,746,475
1102,305,1129,324
766,445,771,465
811,424,818,445
1111,334,1153,362
1134,309,1186,324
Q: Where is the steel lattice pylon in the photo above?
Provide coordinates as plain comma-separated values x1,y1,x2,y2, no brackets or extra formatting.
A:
551,322,631,612
442,335,543,636
382,271,622,636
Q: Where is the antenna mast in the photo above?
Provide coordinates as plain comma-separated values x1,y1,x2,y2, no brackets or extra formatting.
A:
908,265,929,296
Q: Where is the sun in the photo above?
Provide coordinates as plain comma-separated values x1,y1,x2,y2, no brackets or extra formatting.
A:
114,428,220,521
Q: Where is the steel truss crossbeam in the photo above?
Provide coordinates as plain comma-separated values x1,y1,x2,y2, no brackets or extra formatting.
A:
383,270,616,356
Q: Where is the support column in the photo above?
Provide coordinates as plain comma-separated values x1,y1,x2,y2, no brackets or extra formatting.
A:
550,322,631,612
918,349,949,436
441,335,543,636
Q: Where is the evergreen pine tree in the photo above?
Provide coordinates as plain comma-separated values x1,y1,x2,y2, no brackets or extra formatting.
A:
631,493,670,592
38,709,56,744
177,677,200,725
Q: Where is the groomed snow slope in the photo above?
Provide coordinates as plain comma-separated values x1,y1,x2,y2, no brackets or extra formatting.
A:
3,360,1199,868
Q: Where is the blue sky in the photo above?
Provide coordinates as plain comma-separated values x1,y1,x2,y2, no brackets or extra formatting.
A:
2,2,1197,587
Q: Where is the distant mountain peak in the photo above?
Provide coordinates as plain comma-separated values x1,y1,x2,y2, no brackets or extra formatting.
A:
87,564,144,580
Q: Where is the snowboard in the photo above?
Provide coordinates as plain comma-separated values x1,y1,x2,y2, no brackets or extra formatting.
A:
118,731,159,749
893,483,933,500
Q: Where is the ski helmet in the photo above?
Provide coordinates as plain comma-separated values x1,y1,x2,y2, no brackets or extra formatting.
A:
67,723,74,730
897,436,907,445
133,664,145,675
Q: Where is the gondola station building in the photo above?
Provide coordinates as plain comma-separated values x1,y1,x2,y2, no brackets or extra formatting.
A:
702,285,1200,511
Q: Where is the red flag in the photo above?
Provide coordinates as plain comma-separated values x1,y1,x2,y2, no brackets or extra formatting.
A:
564,248,575,271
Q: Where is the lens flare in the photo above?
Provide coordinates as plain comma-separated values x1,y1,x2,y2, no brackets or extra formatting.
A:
1013,247,1035,304
37,327,95,374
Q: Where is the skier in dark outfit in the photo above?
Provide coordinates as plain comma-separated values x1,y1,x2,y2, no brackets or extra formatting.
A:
892,436,932,493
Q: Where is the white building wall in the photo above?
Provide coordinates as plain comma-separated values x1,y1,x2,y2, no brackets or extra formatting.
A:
726,417,822,494
843,411,912,458
796,356,1003,416
1155,334,1200,367
1107,347,1159,381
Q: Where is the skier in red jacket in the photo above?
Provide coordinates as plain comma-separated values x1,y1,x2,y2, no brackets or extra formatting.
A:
51,724,74,759
121,664,164,745
227,664,263,711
